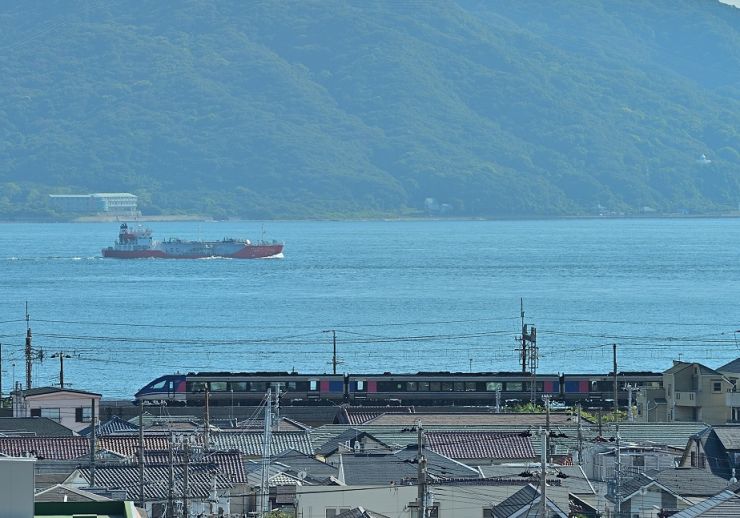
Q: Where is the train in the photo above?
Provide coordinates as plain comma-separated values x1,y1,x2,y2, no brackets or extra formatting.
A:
134,370,663,407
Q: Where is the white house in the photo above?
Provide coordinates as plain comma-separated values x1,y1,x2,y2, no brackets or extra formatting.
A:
12,387,101,433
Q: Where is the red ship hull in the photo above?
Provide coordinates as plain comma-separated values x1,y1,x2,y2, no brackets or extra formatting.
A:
102,243,284,259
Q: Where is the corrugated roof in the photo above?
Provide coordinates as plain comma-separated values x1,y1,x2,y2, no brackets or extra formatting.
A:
13,386,101,397
34,484,111,502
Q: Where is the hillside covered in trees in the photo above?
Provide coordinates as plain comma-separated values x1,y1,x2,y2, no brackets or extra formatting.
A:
0,1,739,219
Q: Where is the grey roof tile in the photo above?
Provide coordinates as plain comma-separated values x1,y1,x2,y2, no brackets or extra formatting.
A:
426,431,535,460
0,417,74,437
213,430,312,456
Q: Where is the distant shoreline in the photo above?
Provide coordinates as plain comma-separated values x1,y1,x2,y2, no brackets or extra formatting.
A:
2,212,740,224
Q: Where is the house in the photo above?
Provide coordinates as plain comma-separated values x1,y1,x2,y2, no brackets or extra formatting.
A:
582,443,683,482
316,428,393,461
606,467,730,517
681,425,740,479
0,456,36,517
12,387,101,433
34,501,143,518
640,361,734,424
212,430,313,457
487,484,569,517
717,358,740,422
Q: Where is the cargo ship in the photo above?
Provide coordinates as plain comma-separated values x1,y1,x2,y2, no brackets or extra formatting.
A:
102,223,284,259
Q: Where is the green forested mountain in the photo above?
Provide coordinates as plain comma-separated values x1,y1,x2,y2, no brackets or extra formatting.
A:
0,1,739,219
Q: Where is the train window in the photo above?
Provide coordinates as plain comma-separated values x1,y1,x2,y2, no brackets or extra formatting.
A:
309,380,318,391
395,382,405,391
187,381,207,393
250,382,267,392
486,382,503,391
407,382,418,391
356,380,365,391
430,382,441,392
441,382,453,392
536,382,544,391
465,382,476,392
453,382,464,392
286,381,297,390
230,382,247,392
506,382,523,391
419,381,430,391
210,381,228,392
149,379,168,390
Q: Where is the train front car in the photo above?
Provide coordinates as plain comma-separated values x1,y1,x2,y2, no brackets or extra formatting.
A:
134,374,187,405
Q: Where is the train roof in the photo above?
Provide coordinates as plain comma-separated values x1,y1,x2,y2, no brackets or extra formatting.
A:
181,371,662,377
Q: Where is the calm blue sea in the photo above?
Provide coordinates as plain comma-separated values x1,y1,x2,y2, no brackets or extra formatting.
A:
1,218,738,398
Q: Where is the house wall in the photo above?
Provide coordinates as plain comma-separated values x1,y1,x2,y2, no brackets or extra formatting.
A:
0,457,35,518
297,485,416,518
664,366,731,425
14,392,100,433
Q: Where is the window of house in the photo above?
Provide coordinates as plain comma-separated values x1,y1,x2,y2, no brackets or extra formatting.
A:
30,408,41,417
713,380,723,393
75,407,92,423
40,408,61,422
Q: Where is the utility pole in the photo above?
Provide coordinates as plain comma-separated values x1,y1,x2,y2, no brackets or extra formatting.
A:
323,330,339,375
417,420,427,518
529,326,538,403
615,423,622,518
520,299,527,373
51,351,72,388
25,304,32,390
167,432,174,518
495,388,501,413
260,388,273,517
539,430,547,518
90,398,96,486
0,342,3,402
576,404,583,465
627,384,638,422
203,386,210,451
183,440,190,518
138,398,144,509
613,343,618,415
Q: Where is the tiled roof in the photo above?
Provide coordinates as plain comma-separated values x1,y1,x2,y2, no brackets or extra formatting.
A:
142,449,246,483
76,464,234,501
338,407,415,425
336,507,391,518
329,446,480,485
366,413,574,426
79,416,139,437
426,432,535,460
478,465,595,495
97,436,171,458
0,437,89,460
273,449,339,480
491,484,568,518
212,430,313,456
316,428,391,456
712,426,740,451
664,362,721,376
653,468,731,497
670,490,740,517
717,358,740,374
311,422,705,461
0,417,74,437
